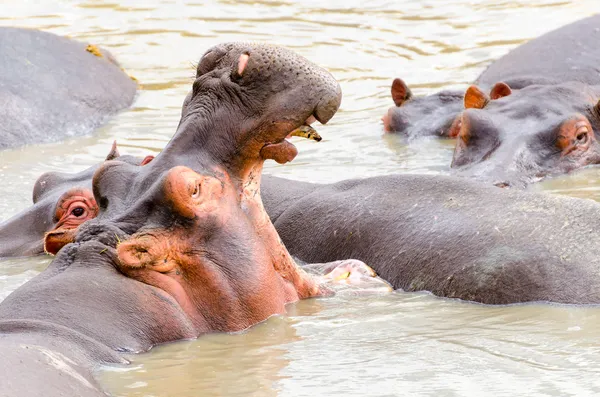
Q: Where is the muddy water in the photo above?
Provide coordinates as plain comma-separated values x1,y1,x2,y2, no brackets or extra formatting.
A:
2,0,600,396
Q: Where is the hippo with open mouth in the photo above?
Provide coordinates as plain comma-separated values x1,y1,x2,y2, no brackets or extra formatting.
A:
0,43,386,397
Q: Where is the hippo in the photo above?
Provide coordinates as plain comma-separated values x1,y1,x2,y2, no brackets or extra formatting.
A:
382,15,600,187
0,43,384,396
451,81,600,187
0,27,137,150
13,152,600,306
0,142,153,258
261,173,600,305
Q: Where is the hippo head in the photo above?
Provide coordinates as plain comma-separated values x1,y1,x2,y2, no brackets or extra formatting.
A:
381,78,465,138
0,142,152,257
113,165,324,331
451,81,600,187
42,43,345,331
170,42,341,174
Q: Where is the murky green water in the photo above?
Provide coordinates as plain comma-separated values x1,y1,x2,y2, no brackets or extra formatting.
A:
2,0,600,396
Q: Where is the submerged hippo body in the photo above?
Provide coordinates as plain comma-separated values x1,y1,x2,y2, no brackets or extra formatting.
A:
0,27,137,150
262,174,600,304
0,43,383,396
384,15,600,186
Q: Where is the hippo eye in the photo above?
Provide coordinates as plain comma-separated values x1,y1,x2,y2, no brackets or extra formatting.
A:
576,131,588,144
71,207,85,217
191,183,201,199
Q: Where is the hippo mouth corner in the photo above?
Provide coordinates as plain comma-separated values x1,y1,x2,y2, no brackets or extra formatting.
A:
259,116,322,165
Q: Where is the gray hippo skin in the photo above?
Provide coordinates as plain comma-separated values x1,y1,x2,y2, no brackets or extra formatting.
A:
0,27,137,150
383,15,600,187
383,15,600,137
262,174,600,305
0,43,380,396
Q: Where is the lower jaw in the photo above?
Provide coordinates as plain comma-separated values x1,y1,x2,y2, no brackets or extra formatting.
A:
259,140,298,164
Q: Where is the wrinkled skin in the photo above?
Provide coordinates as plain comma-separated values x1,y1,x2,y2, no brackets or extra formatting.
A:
0,27,137,150
384,15,600,137
451,82,600,187
0,43,386,396
262,174,600,305
0,143,153,258
383,15,600,186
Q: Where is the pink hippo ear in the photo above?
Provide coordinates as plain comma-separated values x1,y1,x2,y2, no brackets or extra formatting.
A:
105,140,120,161
391,78,413,106
140,155,155,166
464,85,490,109
489,82,512,100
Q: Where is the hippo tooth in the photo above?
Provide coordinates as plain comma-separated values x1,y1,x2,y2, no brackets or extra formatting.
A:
289,125,322,142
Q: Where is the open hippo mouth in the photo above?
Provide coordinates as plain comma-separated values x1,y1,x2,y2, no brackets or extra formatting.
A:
165,42,342,182
260,116,321,164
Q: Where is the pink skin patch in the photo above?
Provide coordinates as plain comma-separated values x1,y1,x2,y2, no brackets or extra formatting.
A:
238,53,250,76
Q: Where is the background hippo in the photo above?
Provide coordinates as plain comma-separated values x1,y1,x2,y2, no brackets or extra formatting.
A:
0,43,383,396
383,15,600,187
0,143,152,258
262,173,600,305
0,27,137,150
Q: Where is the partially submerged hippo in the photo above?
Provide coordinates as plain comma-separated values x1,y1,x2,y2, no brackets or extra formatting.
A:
262,173,600,305
0,27,137,150
383,15,600,187
0,43,383,396
0,142,153,257
451,81,600,187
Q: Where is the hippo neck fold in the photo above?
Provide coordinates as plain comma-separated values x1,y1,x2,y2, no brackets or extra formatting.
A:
238,163,323,299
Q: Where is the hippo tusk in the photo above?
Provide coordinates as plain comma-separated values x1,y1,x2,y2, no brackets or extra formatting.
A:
289,125,322,142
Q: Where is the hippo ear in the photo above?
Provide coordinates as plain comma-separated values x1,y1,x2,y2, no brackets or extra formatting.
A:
391,78,413,106
464,85,490,109
106,140,120,161
489,82,512,100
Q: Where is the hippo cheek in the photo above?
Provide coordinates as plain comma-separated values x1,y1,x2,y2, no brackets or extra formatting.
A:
382,107,410,133
451,111,500,168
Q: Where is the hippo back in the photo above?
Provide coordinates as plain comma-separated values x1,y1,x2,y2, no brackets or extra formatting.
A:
477,14,600,88
0,27,137,150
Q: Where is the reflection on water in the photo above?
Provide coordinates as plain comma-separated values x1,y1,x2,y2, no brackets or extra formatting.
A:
100,294,600,396
1,0,600,395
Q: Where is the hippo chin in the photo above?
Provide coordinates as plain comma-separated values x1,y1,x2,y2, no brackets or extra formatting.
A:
383,15,600,186
0,43,384,396
0,28,137,150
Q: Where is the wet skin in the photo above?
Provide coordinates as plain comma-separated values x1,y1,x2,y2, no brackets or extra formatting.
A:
382,15,600,187
0,43,385,397
262,174,600,305
0,27,137,150
20,158,600,306
0,143,153,258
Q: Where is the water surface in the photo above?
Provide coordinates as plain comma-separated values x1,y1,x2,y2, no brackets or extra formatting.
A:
1,0,600,395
